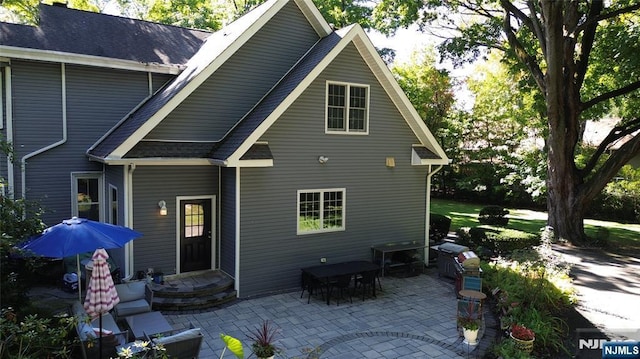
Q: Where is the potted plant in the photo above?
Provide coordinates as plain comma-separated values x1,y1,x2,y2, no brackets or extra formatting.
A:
458,315,480,345
458,301,480,345
510,323,535,353
247,320,281,359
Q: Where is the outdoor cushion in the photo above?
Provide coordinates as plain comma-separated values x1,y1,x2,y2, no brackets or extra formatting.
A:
116,281,146,302
114,299,151,318
154,328,201,345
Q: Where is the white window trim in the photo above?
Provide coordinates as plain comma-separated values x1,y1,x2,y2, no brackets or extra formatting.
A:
108,184,118,225
71,172,104,221
325,81,370,135
297,188,346,235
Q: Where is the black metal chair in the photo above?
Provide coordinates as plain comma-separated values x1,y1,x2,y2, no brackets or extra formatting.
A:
329,274,353,305
300,272,325,304
355,269,378,301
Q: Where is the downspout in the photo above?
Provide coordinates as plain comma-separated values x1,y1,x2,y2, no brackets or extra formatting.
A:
124,162,136,280
235,166,241,297
21,63,67,199
3,63,14,198
424,164,444,265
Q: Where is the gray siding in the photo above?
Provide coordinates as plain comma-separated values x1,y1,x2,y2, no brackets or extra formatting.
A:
131,165,219,276
0,67,7,191
220,167,237,277
237,44,429,297
10,60,152,225
146,1,319,141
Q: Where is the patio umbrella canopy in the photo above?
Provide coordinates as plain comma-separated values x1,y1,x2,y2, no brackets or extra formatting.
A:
84,248,120,359
20,217,142,301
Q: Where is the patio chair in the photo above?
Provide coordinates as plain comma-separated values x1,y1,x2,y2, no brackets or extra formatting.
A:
328,274,353,305
300,272,325,304
355,269,378,301
461,276,482,292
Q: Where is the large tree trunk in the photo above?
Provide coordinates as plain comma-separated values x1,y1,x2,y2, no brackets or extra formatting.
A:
543,1,588,243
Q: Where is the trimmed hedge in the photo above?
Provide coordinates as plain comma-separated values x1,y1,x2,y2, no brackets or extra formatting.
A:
479,205,510,226
456,226,540,255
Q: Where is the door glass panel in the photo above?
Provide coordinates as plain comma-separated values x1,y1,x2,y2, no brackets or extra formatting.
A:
184,203,204,238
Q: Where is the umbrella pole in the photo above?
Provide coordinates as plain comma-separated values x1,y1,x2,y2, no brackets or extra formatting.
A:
77,254,82,303
99,313,103,359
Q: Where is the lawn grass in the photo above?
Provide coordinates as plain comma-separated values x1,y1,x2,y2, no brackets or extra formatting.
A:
431,198,640,251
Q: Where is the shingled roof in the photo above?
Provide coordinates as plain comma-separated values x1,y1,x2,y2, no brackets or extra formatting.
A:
0,4,211,67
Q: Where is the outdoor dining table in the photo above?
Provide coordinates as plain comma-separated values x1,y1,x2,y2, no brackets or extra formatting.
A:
301,260,380,305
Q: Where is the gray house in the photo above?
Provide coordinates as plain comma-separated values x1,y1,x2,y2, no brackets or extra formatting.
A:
0,0,448,297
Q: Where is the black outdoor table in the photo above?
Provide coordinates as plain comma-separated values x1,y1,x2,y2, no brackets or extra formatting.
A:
301,260,380,305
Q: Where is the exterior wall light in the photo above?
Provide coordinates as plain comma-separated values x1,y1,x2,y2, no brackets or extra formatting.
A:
158,200,168,216
318,156,329,164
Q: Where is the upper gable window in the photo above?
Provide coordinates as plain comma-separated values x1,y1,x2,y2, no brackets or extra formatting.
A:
326,82,369,134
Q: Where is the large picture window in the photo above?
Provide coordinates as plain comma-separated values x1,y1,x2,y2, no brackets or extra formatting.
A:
298,189,345,234
72,173,103,221
326,82,369,134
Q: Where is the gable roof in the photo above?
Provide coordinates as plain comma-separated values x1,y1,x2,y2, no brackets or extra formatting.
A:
85,0,447,166
0,4,211,73
87,0,332,162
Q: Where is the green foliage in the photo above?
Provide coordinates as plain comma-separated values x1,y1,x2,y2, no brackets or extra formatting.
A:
478,205,509,226
391,48,455,133
492,339,534,359
456,226,539,256
429,213,451,242
0,308,76,358
483,240,574,357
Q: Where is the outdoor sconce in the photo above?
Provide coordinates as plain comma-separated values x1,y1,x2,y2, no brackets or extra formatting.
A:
158,200,168,216
386,157,395,168
318,155,329,164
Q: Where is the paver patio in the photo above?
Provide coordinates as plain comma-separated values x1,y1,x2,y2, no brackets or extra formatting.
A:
164,269,497,358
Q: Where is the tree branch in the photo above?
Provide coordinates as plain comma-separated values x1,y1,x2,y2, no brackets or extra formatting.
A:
581,117,640,175
575,0,603,89
581,80,640,111
501,9,546,94
582,122,640,201
576,3,640,33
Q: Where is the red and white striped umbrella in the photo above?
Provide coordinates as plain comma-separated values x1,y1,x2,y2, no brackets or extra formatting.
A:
84,248,120,317
83,248,120,359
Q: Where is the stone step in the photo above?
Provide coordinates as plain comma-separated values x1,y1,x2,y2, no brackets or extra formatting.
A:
148,270,237,311
152,288,238,311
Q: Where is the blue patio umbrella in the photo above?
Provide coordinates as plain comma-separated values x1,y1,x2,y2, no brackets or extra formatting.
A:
20,217,142,301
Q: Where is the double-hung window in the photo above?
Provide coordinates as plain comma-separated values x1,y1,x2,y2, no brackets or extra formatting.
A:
72,173,103,221
326,82,369,134
297,189,345,234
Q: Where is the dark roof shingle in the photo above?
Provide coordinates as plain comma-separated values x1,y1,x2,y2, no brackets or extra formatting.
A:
0,4,211,66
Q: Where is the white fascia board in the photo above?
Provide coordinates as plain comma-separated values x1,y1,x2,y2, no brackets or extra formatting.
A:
348,27,450,162
226,158,274,167
109,0,286,159
0,45,183,74
294,0,333,36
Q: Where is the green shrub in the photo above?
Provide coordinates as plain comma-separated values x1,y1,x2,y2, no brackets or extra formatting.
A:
0,308,76,358
479,205,510,226
456,226,539,255
429,214,451,242
487,229,540,254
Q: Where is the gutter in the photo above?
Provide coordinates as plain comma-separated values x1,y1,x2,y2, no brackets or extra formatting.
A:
21,63,68,198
